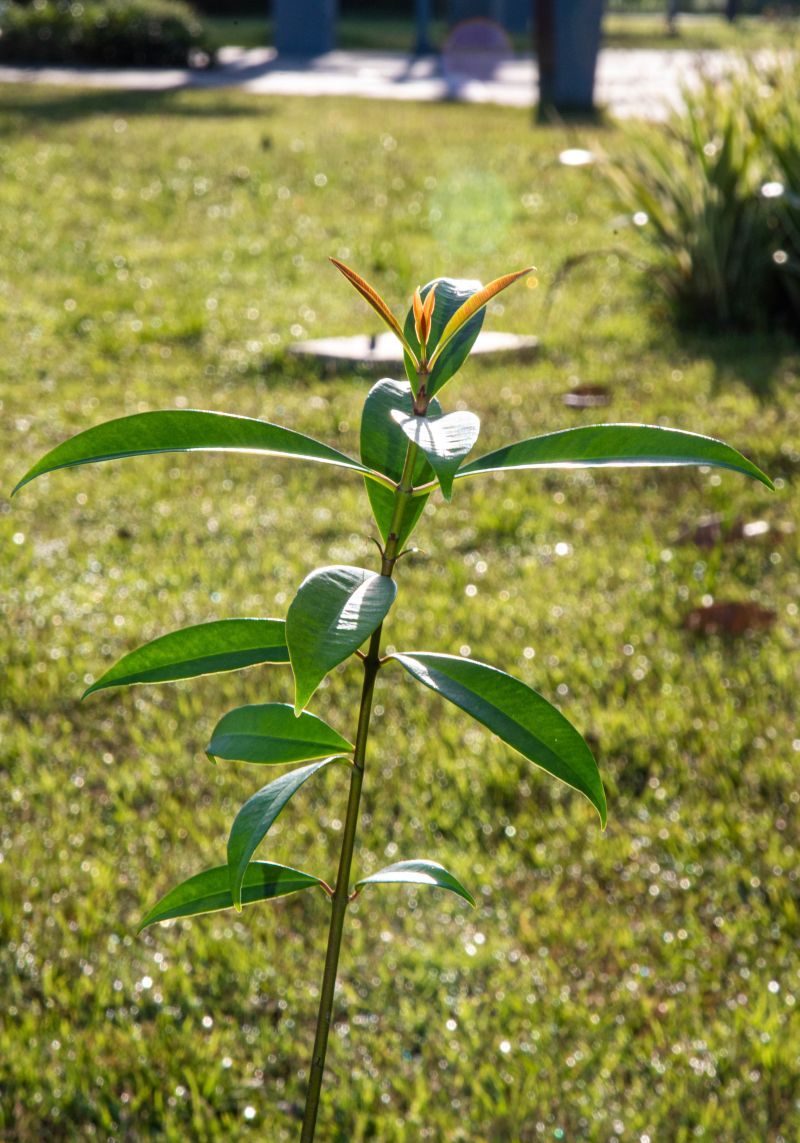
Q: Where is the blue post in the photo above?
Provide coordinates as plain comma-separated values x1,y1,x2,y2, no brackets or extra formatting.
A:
504,0,531,32
415,0,433,54
448,0,499,19
446,1,529,35
274,0,337,56
536,0,604,114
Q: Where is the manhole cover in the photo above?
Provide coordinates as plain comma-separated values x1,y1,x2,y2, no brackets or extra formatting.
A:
289,330,539,372
562,384,611,408
683,601,776,637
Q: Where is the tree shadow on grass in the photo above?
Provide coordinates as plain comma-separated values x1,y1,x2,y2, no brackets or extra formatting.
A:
676,329,800,482
683,330,798,405
0,86,271,130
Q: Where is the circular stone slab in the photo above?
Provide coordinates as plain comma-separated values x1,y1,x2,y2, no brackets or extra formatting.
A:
288,330,539,372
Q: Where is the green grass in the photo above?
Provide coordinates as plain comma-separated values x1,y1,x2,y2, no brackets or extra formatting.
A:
1,86,798,1141
204,12,800,53
205,15,448,54
603,12,800,50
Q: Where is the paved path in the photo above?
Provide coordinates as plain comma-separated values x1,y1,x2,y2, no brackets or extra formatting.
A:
0,46,739,120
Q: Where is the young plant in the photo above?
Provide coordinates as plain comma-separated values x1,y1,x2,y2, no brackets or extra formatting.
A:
13,261,773,1139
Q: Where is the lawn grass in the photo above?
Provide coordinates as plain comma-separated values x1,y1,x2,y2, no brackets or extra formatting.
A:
1,86,798,1141
204,12,800,53
602,12,800,51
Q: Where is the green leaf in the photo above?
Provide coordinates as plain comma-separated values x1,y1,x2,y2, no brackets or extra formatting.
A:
84,618,289,697
391,409,480,500
428,268,532,371
286,565,397,713
138,861,322,930
403,278,485,397
392,652,606,826
456,423,774,490
12,409,392,495
360,378,441,546
355,859,476,907
207,702,352,765
227,758,344,910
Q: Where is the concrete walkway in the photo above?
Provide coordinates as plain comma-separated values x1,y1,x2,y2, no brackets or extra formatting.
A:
0,45,739,120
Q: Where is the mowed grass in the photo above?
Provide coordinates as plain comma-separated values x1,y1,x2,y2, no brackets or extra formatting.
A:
0,86,798,1142
204,12,800,53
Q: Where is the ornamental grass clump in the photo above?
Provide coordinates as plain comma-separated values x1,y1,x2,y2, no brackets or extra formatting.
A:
13,260,773,1140
606,61,800,333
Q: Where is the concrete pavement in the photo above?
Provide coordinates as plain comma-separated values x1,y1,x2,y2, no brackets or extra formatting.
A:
0,45,741,121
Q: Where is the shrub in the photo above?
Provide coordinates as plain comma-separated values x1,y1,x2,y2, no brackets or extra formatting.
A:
0,0,210,68
604,74,778,331
604,62,800,334
751,60,800,323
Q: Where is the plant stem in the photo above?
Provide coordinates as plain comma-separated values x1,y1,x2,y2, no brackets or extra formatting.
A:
300,440,417,1141
381,441,418,574
300,625,382,1141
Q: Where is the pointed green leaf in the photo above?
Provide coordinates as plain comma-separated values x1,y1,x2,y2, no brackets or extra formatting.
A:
403,278,485,397
227,758,344,910
138,861,322,930
286,565,397,713
391,409,480,500
360,378,442,546
428,268,533,370
12,409,393,495
84,618,289,697
356,859,476,907
208,703,352,765
392,652,606,826
456,424,774,490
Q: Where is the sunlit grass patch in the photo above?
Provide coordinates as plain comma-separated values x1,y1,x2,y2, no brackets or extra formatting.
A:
1,85,798,1141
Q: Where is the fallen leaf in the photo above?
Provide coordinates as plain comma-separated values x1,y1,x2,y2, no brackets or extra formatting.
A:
683,601,776,637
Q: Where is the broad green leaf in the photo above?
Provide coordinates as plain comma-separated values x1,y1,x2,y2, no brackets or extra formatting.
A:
12,409,392,495
403,278,485,398
392,652,606,826
329,258,417,364
391,409,480,500
428,268,533,370
360,378,442,546
139,861,322,930
83,618,289,697
456,423,774,490
207,702,352,765
287,565,397,713
356,859,476,907
228,758,344,909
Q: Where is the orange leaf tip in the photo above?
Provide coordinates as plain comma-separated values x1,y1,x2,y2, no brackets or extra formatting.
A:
428,267,534,369
413,283,437,354
329,257,418,367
